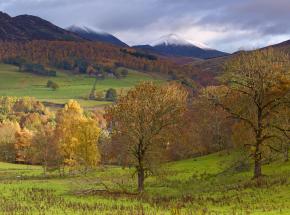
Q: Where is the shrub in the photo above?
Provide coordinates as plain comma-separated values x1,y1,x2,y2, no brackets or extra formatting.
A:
121,69,129,77
47,80,59,90
113,70,122,79
105,88,118,102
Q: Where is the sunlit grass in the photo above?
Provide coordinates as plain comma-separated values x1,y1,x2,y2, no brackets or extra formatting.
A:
0,152,289,214
0,64,161,108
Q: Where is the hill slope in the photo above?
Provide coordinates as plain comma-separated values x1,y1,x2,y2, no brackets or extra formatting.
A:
0,64,160,108
189,38,290,78
0,11,82,41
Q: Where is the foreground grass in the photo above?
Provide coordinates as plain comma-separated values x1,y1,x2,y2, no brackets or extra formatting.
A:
0,64,160,108
0,152,289,214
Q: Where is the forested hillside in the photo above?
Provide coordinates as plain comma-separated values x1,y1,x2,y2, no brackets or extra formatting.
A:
0,40,218,87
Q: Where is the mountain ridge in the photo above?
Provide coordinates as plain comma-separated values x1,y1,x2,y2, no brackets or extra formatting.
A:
134,34,228,59
0,11,82,41
67,25,128,47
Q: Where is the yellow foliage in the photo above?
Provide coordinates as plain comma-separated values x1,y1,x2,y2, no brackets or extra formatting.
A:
55,100,101,170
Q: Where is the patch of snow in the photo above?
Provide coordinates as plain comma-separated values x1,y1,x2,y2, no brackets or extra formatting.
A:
189,40,213,50
67,24,108,35
152,33,214,50
152,34,192,46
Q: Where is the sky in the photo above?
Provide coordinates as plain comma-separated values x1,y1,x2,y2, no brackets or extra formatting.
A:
1,0,290,53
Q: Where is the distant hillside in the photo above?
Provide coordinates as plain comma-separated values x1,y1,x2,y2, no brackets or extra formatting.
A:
134,34,228,59
187,38,290,83
67,25,128,47
266,39,290,53
0,11,82,41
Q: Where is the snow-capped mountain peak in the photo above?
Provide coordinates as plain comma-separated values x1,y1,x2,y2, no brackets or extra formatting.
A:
67,24,128,47
152,34,192,46
152,33,213,50
67,24,108,35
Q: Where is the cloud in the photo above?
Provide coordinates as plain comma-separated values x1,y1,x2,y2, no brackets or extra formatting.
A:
0,0,289,52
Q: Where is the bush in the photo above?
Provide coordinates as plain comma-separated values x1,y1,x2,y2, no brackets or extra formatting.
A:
47,80,59,90
105,88,118,102
95,91,105,101
113,70,122,79
121,69,129,77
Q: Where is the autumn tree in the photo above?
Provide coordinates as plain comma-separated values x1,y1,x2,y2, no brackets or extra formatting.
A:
271,105,290,161
207,49,290,178
15,128,34,164
74,119,101,173
105,82,188,192
13,97,46,114
0,121,20,162
0,97,17,121
55,100,101,173
31,123,60,175
190,90,232,154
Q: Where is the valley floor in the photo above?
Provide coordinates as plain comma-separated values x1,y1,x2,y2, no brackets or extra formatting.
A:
0,152,289,214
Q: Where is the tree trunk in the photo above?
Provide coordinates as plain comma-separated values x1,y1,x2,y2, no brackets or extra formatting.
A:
137,169,145,193
137,139,145,193
253,108,263,179
253,158,262,179
253,139,262,179
284,145,289,162
43,164,47,176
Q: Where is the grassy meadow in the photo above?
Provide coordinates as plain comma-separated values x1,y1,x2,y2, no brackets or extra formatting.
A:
0,64,160,108
0,60,289,215
0,152,289,214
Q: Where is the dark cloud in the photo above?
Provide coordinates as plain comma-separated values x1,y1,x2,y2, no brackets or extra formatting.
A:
0,0,289,52
198,0,290,35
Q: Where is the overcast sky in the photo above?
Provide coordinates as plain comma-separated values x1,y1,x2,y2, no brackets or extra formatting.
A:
1,0,290,53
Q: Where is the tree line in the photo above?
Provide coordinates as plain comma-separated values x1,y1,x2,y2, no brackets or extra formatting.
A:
4,57,56,77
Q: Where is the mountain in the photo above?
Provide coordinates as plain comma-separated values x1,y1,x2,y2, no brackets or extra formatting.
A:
0,11,82,41
67,25,128,47
134,34,228,59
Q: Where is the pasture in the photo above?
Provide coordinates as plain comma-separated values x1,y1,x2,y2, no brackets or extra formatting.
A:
0,152,289,214
0,64,159,108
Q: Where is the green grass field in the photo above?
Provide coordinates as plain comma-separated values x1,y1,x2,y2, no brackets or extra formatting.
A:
0,152,289,214
0,64,289,214
0,64,160,108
